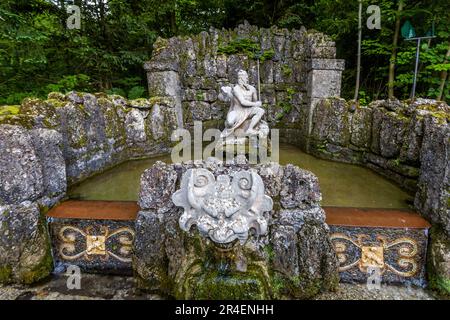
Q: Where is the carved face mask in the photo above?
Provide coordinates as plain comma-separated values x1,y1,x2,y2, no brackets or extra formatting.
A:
172,168,273,244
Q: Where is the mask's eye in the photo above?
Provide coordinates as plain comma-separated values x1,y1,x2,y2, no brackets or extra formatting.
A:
238,177,252,190
194,174,209,187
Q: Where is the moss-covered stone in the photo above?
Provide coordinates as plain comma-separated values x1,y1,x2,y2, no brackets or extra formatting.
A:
188,266,269,300
148,96,174,106
0,202,53,285
0,114,35,128
427,226,450,297
311,97,351,147
0,265,12,284
0,105,20,116
18,243,52,285
47,92,66,101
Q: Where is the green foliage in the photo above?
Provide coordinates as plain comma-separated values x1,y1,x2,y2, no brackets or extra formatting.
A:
46,74,91,93
358,90,369,106
128,86,146,99
0,105,20,115
218,38,259,57
260,49,275,62
0,0,449,103
217,37,274,62
106,88,127,97
282,64,293,77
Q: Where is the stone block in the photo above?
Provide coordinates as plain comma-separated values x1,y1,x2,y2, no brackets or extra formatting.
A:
147,71,182,98
351,106,372,149
311,98,350,146
379,111,409,159
415,115,450,235
0,201,52,284
308,69,342,98
427,226,450,296
0,125,44,204
30,128,66,197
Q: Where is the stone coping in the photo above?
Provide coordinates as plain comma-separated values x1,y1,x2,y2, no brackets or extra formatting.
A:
46,200,431,229
46,200,138,221
325,207,431,229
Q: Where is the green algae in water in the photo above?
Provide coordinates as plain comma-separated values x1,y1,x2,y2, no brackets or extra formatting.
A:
68,154,171,202
68,144,412,208
279,144,412,208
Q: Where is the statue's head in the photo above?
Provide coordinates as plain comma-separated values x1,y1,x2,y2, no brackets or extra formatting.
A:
237,70,249,86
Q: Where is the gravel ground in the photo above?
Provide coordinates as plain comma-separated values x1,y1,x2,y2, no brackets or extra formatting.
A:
0,274,161,300
314,282,440,300
0,274,443,300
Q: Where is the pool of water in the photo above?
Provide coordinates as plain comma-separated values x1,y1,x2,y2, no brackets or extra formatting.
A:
68,143,413,208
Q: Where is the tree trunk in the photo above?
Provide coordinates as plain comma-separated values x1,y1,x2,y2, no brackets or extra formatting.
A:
437,43,450,101
388,0,404,99
170,4,177,36
354,0,363,101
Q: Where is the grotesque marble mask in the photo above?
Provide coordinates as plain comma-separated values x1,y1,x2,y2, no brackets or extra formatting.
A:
172,168,273,244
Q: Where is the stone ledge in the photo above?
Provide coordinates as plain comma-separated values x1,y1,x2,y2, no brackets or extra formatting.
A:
47,200,138,221
325,207,431,229
307,58,345,71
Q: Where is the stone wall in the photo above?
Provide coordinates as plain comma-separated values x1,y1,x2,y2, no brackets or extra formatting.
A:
0,92,179,186
307,98,450,235
0,92,178,283
0,125,64,283
307,97,450,295
144,21,344,146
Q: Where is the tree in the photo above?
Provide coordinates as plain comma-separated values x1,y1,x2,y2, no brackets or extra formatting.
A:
388,0,404,99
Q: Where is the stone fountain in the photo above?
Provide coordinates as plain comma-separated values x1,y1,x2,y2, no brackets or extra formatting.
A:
134,158,339,299
133,70,339,299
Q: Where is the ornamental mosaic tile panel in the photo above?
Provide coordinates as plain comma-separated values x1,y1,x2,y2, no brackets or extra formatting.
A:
329,226,429,287
48,218,135,275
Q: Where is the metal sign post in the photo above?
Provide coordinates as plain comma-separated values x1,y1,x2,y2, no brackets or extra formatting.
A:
405,35,436,100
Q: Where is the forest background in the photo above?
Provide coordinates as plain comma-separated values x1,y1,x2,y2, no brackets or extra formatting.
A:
0,0,449,105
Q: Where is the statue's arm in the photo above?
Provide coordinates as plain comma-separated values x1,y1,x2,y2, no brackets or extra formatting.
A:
252,87,258,102
233,86,258,107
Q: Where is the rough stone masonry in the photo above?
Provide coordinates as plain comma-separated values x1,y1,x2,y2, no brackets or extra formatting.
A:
144,21,345,148
134,157,339,299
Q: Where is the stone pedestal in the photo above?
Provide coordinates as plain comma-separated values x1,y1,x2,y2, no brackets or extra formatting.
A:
305,59,345,150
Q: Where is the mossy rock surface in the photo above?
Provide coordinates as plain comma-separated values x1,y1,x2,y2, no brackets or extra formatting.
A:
0,105,20,116
0,203,53,285
427,226,450,297
187,268,269,300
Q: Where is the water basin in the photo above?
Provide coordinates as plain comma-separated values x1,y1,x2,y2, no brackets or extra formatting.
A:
68,143,412,208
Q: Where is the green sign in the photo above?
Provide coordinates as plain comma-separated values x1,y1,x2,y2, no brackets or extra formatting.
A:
401,20,416,39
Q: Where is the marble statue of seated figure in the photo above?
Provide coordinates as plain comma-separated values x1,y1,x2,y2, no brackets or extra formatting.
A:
220,70,267,138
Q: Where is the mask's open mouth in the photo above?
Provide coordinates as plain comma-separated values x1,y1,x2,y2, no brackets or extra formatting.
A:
213,239,239,251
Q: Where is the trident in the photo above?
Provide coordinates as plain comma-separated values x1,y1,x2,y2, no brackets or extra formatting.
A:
254,50,263,100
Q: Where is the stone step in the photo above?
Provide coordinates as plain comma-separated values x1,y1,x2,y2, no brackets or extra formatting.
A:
47,200,138,275
325,207,431,287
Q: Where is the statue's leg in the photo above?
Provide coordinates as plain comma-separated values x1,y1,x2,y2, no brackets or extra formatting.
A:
226,110,238,127
246,107,264,135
